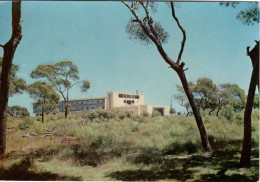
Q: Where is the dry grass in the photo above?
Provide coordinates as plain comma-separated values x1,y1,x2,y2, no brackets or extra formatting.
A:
1,109,259,181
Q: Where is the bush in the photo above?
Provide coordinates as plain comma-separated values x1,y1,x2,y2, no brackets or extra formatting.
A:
152,110,162,117
163,140,200,155
18,117,34,130
220,105,235,121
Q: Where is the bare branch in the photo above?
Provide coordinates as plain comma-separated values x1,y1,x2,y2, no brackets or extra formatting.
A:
140,2,160,43
0,44,4,48
170,2,186,65
146,1,149,9
123,1,178,70
68,80,84,90
122,1,157,44
134,1,139,11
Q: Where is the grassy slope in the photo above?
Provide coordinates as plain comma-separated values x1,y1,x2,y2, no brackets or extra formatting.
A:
1,109,259,181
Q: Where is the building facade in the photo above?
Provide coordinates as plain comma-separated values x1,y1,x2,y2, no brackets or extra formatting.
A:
33,91,170,116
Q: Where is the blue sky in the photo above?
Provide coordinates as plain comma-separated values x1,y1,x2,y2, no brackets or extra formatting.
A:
0,1,259,115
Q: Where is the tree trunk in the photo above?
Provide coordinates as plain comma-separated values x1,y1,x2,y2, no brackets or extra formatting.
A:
41,98,45,123
240,41,259,168
0,0,22,159
65,101,68,119
41,107,44,123
177,69,212,152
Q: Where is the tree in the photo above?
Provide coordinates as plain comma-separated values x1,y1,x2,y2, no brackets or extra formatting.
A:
175,85,192,116
218,83,246,112
169,108,176,115
0,0,22,158
220,2,259,26
28,81,60,122
175,78,246,117
123,1,211,152
0,57,27,96
221,3,259,168
31,60,90,119
7,106,30,118
240,41,259,168
190,78,218,112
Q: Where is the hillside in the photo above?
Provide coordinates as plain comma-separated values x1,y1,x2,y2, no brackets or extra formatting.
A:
1,110,259,181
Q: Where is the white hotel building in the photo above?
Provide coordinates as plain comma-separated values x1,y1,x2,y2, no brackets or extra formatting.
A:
33,91,170,116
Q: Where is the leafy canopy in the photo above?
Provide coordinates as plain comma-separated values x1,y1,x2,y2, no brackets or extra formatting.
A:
7,106,30,118
0,57,27,95
175,78,246,115
125,2,169,45
220,2,259,25
28,81,60,113
31,60,90,99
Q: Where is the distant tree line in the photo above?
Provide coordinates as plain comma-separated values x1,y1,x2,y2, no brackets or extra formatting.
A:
175,77,258,118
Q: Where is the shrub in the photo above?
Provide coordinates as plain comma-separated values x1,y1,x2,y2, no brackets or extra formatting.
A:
163,140,200,155
152,110,162,117
18,117,34,130
220,105,235,121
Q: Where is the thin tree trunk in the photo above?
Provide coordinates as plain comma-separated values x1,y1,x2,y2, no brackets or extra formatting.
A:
41,105,44,123
177,69,212,152
240,41,259,168
65,101,68,119
122,1,211,152
0,0,22,158
41,98,45,123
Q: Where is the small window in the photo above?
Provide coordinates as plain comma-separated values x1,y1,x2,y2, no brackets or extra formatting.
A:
132,100,134,103
127,100,131,104
135,95,139,99
132,95,135,99
123,94,127,98
119,94,123,98
124,100,126,103
127,95,131,98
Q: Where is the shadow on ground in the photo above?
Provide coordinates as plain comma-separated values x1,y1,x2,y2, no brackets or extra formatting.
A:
0,157,82,181
107,139,259,181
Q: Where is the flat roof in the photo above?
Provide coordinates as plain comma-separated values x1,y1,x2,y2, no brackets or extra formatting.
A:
59,97,106,102
108,91,144,96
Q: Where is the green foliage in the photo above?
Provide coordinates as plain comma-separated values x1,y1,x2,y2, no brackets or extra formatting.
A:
4,110,259,180
0,57,27,96
28,81,59,122
18,117,34,130
124,2,169,46
237,3,259,25
31,60,90,118
220,104,235,121
126,20,169,45
7,106,30,118
169,108,176,115
163,140,200,155
152,110,162,117
175,78,246,116
220,2,259,26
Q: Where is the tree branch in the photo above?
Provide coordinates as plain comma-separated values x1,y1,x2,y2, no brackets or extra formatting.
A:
140,2,160,43
0,44,4,49
123,1,178,70
170,2,186,65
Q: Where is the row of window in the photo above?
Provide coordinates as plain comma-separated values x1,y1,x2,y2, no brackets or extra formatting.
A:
124,100,135,105
33,109,52,113
118,94,139,99
60,105,104,112
59,99,104,106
